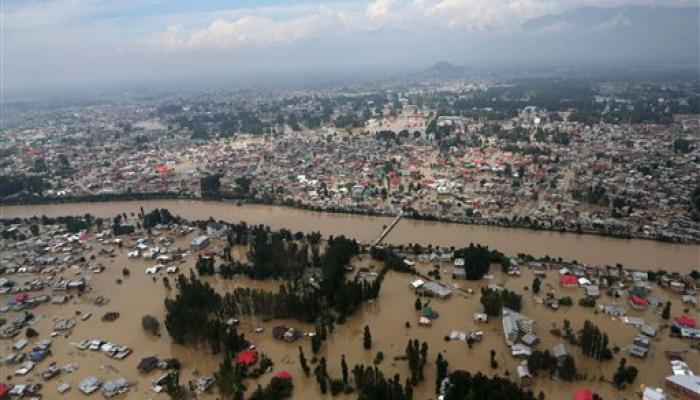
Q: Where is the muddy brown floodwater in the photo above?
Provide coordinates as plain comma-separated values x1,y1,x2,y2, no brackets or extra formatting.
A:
1,200,698,272
2,228,698,400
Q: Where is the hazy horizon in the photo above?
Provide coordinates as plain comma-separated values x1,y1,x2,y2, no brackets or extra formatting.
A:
2,0,699,95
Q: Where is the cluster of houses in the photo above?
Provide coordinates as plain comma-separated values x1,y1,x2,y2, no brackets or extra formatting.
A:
76,339,133,359
76,375,131,397
0,222,147,398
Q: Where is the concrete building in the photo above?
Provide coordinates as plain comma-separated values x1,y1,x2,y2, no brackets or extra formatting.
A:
189,235,210,250
665,375,700,399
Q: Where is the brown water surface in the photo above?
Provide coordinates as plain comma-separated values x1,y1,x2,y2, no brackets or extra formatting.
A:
1,200,698,272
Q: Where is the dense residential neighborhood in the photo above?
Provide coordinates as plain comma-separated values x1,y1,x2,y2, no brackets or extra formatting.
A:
2,75,699,243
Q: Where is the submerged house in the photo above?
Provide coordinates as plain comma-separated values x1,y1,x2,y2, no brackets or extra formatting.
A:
630,295,649,311
78,376,102,395
272,326,300,343
102,378,130,398
453,258,467,279
551,344,568,364
422,281,452,299
665,375,700,399
421,304,439,320
517,363,532,387
560,275,578,288
502,308,535,347
235,349,258,366
189,235,209,251
138,356,159,373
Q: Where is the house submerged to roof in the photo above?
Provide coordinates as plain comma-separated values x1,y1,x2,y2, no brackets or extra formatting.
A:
665,374,700,399
501,308,535,347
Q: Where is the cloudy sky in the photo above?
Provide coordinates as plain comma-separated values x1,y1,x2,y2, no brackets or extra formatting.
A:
2,0,698,94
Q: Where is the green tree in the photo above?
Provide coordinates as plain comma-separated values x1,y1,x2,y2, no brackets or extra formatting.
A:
436,353,449,394
577,320,612,360
558,355,577,381
200,174,221,195
613,357,638,389
662,301,671,320
673,138,691,153
142,315,160,335
532,277,541,294
298,346,310,377
314,357,328,394
341,355,349,384
363,325,372,349
311,333,322,354
613,358,627,388
217,357,244,399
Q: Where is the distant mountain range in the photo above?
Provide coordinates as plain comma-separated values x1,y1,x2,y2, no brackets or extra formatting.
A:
419,62,474,78
517,5,699,65
523,5,698,33
418,6,698,77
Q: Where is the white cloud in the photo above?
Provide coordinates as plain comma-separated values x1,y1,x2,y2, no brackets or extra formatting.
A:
2,0,97,30
148,0,562,51
2,0,697,93
150,7,354,51
153,25,185,51
188,15,320,48
366,0,399,19
419,0,554,31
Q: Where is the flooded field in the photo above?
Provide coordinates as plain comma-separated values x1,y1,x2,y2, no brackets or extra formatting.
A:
1,200,699,272
2,225,698,399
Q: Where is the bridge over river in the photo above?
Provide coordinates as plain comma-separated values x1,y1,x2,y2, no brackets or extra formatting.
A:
371,210,403,246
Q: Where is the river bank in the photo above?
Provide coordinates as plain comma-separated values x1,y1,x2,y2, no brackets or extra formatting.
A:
1,193,696,245
1,199,698,272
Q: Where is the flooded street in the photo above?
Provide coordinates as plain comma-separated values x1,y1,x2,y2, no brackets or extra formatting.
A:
5,238,698,399
1,200,698,272
1,202,699,400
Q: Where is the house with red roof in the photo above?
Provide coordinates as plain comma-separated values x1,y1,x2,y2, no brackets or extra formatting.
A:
235,349,258,366
630,295,649,311
14,294,28,303
560,275,578,288
673,316,697,329
572,388,593,400
275,371,292,380
0,384,9,400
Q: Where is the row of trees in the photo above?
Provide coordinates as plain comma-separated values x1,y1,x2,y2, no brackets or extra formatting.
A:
352,365,414,400
165,272,248,354
244,226,314,279
527,350,578,382
577,320,613,361
405,339,429,386
142,208,178,228
455,244,510,280
0,175,47,198
165,236,382,349
480,287,522,316
443,370,543,400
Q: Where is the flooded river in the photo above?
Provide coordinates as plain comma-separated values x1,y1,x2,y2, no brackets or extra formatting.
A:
1,200,697,272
